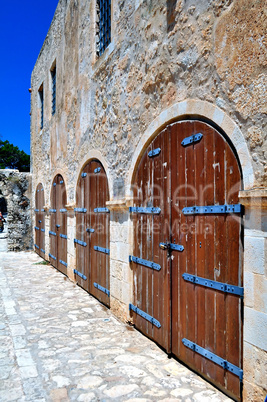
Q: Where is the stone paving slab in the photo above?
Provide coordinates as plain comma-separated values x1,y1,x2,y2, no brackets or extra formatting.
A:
0,251,232,402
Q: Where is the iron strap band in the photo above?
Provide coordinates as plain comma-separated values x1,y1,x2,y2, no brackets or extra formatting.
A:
59,259,67,267
49,253,56,260
182,204,242,215
73,269,87,280
94,208,110,213
34,209,39,212
40,248,45,254
49,231,57,236
94,282,110,297
41,229,45,232
129,255,161,271
74,239,87,247
148,148,161,158
182,273,244,297
60,208,67,213
34,244,39,249
94,167,101,173
49,209,56,213
129,304,161,328
60,234,67,239
181,133,203,147
129,206,161,214
182,338,243,381
94,246,110,254
74,208,87,213
35,226,40,231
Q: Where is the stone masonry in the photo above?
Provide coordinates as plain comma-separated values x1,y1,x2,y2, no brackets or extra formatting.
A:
30,1,266,400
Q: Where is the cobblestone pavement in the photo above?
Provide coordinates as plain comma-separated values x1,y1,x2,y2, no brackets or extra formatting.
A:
0,251,232,402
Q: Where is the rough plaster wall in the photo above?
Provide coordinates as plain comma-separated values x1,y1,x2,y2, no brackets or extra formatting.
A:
0,170,32,251
31,0,266,203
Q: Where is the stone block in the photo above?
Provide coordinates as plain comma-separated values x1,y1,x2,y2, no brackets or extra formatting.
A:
244,236,265,275
243,341,255,383
254,274,267,314
121,282,131,305
110,276,122,300
254,347,267,389
244,307,267,351
110,259,123,281
243,379,266,402
244,271,254,308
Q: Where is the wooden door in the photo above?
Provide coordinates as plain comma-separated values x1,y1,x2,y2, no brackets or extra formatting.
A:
49,175,67,275
34,183,45,259
130,121,243,400
75,160,110,307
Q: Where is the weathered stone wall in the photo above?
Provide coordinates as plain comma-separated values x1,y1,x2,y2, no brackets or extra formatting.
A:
0,170,32,251
30,0,266,399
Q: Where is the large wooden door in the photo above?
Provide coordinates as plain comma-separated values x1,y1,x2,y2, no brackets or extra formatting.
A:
130,121,243,400
49,175,67,275
75,160,110,307
34,183,45,259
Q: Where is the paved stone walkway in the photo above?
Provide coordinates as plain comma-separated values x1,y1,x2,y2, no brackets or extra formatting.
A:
0,251,231,402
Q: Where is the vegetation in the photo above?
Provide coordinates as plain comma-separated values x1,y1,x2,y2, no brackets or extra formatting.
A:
0,139,30,172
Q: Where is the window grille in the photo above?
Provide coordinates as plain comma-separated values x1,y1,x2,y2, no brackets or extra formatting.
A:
39,87,44,130
51,66,56,115
96,0,111,57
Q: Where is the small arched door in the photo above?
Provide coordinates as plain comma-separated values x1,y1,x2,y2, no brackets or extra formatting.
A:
75,160,110,307
34,183,45,259
130,120,243,400
49,175,67,275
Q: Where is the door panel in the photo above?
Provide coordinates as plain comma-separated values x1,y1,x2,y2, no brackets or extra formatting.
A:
49,175,67,275
131,120,243,400
75,160,110,307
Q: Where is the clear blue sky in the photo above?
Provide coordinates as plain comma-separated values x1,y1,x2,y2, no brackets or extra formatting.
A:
0,1,59,155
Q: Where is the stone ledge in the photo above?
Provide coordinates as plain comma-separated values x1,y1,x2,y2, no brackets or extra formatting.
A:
239,189,267,209
106,198,133,211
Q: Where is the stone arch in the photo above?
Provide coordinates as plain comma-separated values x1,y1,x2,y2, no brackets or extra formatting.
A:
126,99,255,196
74,151,112,204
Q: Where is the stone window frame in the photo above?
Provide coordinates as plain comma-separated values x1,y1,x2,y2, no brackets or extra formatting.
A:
91,0,114,68
50,60,57,117
38,83,44,131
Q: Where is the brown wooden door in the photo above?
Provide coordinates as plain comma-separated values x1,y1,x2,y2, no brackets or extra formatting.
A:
131,121,243,400
34,183,45,259
49,175,67,275
75,160,110,307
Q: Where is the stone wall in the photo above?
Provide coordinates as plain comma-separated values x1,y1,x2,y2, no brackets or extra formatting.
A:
30,0,266,399
0,170,32,251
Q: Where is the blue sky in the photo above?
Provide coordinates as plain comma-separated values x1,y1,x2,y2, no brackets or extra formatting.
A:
0,1,59,155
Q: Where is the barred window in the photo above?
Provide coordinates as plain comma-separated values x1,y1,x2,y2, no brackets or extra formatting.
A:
39,85,44,130
96,0,111,57
51,65,56,115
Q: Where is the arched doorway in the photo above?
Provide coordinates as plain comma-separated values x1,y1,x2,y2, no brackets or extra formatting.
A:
75,160,110,307
49,175,67,275
34,183,45,258
130,120,243,400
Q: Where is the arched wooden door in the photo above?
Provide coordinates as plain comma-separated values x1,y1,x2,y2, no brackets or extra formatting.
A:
130,121,243,400
49,175,67,275
75,160,110,307
34,183,45,259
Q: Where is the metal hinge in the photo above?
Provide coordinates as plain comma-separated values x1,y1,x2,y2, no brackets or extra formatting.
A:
60,234,67,239
148,148,161,158
74,208,87,213
41,229,45,233
129,304,161,328
182,204,242,215
74,239,87,247
86,228,95,233
59,180,64,184
56,224,60,228
94,246,110,254
53,183,56,187
94,167,101,173
182,338,243,381
181,133,203,147
159,242,184,252
60,208,67,213
59,259,67,267
182,273,244,297
49,231,57,236
129,255,161,271
35,226,40,231
74,269,87,281
34,209,39,212
49,209,56,213
94,208,110,213
49,253,56,260
129,206,161,214
94,282,110,296
41,209,45,212
81,172,87,178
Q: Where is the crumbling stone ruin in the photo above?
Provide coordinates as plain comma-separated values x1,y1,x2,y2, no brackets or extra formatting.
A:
0,170,32,251
30,1,266,400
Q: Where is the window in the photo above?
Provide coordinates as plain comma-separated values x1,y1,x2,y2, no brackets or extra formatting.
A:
39,85,44,130
51,65,56,115
96,0,111,56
